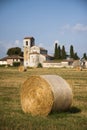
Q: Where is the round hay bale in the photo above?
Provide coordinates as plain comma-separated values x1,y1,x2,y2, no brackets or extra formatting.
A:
20,75,73,116
18,66,27,72
41,75,73,112
76,66,82,71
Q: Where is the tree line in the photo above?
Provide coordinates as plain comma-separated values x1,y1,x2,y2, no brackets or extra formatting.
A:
6,45,87,60
54,43,87,60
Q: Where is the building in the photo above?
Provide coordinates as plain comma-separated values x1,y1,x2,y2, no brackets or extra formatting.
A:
23,37,52,67
23,37,35,67
0,55,23,66
23,37,76,68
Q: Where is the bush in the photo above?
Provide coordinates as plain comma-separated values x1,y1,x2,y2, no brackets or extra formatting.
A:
0,65,6,67
37,63,43,68
13,62,20,67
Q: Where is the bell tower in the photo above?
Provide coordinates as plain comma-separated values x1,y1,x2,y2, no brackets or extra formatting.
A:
23,37,35,67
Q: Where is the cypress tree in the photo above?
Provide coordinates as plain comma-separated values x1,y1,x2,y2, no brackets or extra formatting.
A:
83,53,87,60
61,45,66,59
58,45,61,59
54,43,58,59
70,45,74,58
74,52,79,60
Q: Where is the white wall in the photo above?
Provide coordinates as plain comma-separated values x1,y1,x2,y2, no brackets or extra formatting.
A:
85,61,87,68
30,46,40,53
43,62,62,68
29,54,39,67
43,62,72,68
7,59,13,66
29,54,46,67
23,39,31,47
39,54,46,64
0,61,7,65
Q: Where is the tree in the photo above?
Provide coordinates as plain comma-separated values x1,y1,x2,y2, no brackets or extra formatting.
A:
74,52,79,60
57,45,61,59
7,47,22,56
54,43,58,59
61,45,66,59
20,51,23,57
70,45,74,58
83,53,87,60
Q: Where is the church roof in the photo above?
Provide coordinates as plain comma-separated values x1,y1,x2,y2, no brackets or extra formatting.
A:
24,37,34,39
40,47,47,51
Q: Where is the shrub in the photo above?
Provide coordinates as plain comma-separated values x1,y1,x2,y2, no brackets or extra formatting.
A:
13,62,20,67
37,63,43,68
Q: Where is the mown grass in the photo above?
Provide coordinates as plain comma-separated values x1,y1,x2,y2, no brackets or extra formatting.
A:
0,67,87,130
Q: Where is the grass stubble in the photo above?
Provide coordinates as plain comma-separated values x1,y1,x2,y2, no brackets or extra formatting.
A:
0,67,87,130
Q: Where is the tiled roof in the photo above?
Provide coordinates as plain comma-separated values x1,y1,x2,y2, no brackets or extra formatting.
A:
0,56,7,61
7,55,23,59
40,47,47,51
42,54,53,57
0,55,23,61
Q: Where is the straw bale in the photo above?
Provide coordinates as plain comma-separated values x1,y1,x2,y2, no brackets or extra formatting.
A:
20,75,73,116
20,76,54,116
76,67,82,71
41,75,73,112
18,66,27,72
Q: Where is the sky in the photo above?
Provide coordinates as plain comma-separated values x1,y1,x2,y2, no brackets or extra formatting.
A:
0,0,87,58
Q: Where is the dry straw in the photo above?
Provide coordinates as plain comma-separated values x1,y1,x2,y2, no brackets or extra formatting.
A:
20,75,73,116
18,66,27,72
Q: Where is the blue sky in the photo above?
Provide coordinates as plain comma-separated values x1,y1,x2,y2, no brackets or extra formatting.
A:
0,0,87,58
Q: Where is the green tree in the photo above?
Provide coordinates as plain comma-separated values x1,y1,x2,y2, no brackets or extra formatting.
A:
58,45,61,59
83,53,87,60
7,47,22,56
74,52,79,60
70,45,74,58
20,51,23,57
54,43,58,59
61,45,66,59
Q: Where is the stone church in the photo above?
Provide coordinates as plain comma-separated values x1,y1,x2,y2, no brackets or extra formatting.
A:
23,37,52,67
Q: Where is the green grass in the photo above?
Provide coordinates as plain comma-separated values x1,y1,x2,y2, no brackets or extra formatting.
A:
0,67,87,130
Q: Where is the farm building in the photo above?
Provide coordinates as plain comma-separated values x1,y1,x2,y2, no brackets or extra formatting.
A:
0,55,23,66
0,36,87,68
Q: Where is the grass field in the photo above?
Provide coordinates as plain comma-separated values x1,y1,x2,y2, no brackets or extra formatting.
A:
0,67,87,130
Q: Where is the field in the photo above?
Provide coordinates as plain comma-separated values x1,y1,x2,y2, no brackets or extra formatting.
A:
0,67,87,130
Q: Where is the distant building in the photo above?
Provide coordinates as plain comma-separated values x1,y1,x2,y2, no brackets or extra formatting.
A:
23,37,52,67
0,55,23,66
1,36,85,68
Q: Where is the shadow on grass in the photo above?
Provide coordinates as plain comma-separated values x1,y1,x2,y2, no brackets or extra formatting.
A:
49,106,81,118
68,106,81,114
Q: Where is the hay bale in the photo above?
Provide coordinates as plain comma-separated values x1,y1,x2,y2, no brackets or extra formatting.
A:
76,66,82,71
18,66,27,72
20,75,73,116
41,75,73,112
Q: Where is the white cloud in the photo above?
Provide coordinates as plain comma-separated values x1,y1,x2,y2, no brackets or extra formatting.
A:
54,40,59,44
62,23,87,32
73,24,87,32
15,40,20,46
62,24,70,30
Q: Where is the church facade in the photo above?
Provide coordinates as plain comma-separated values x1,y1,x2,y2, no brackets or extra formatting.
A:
23,37,50,67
